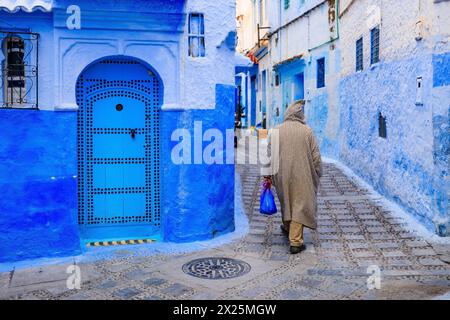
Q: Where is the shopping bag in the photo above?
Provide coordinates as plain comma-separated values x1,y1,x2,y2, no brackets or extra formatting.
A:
260,181,277,215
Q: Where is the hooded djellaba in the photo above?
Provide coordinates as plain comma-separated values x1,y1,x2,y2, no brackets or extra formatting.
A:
262,100,322,235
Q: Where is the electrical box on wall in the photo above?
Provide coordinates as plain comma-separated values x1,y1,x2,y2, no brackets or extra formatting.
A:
305,88,311,101
416,76,423,106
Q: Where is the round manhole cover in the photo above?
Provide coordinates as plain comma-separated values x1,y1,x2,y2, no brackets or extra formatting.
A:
182,257,251,280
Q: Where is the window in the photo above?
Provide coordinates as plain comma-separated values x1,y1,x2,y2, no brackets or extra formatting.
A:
356,37,363,72
1,31,39,109
378,112,387,138
317,58,325,88
275,74,280,86
284,0,290,10
370,26,380,65
188,13,205,57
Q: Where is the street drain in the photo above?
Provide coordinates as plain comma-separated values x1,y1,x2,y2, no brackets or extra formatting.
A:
182,257,251,280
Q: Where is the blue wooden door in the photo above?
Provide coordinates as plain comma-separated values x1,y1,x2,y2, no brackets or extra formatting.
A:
77,57,161,241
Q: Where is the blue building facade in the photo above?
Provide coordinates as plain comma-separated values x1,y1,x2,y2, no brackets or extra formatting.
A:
337,0,450,236
0,0,237,263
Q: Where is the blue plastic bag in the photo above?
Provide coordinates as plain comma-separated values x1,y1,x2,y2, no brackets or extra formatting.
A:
260,186,277,215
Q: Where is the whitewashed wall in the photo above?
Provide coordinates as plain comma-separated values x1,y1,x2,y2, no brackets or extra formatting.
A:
181,0,236,110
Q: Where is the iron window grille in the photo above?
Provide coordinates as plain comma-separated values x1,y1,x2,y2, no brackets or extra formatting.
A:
356,37,363,72
188,13,205,58
1,31,39,109
317,57,325,88
371,26,380,65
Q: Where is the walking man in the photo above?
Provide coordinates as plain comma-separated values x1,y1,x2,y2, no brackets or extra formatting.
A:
262,100,322,254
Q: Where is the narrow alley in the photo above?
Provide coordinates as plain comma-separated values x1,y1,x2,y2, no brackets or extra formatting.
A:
1,161,449,300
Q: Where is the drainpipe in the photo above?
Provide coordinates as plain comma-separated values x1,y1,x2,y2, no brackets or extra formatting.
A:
308,0,340,52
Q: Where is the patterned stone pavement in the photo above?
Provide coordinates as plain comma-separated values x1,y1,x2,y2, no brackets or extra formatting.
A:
1,162,449,300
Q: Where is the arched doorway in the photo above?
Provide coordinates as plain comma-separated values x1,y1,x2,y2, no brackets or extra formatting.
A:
76,56,162,241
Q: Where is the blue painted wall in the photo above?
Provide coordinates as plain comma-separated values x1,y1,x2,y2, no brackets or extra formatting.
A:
161,84,235,242
0,0,237,262
433,52,450,87
338,53,449,233
0,84,236,262
0,110,81,263
431,52,450,235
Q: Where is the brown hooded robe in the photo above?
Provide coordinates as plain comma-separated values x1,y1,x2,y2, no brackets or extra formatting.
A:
264,101,322,229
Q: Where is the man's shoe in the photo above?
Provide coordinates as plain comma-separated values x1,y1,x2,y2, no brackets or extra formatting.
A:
290,245,306,255
280,225,288,235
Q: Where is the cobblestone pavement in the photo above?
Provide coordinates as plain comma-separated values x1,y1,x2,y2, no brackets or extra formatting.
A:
1,162,449,300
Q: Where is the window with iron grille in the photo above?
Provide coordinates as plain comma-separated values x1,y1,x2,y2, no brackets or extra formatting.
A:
356,37,363,72
284,0,290,10
371,26,380,65
1,31,39,109
188,13,205,58
317,57,325,88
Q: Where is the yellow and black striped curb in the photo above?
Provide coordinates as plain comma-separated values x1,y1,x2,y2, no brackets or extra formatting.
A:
86,239,156,247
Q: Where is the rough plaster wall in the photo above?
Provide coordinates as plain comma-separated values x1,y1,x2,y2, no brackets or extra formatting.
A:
161,84,235,242
338,0,450,233
305,45,341,158
432,0,450,53
339,55,437,228
181,0,236,109
431,52,450,233
340,0,437,76
0,110,81,263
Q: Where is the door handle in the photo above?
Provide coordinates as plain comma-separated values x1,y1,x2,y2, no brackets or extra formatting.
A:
130,129,137,139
